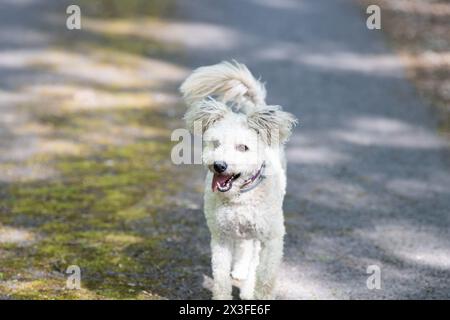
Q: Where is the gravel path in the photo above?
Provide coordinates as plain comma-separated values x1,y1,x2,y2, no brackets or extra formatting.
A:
0,0,49,181
174,0,450,299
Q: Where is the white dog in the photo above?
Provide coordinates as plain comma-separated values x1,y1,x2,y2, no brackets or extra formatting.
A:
180,61,297,300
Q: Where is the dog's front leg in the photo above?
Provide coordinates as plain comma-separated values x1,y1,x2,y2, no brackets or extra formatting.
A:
254,237,283,300
211,236,233,300
239,240,261,300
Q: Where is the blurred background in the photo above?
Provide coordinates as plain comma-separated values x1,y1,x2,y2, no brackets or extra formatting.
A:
0,0,449,299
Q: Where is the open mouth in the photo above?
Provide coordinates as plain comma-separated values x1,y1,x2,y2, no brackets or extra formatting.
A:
212,173,241,192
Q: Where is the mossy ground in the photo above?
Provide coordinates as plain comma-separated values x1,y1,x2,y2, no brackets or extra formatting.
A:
0,105,195,299
0,0,209,299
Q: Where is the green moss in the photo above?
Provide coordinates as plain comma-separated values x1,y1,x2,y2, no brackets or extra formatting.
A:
80,0,175,19
0,101,188,299
87,34,179,58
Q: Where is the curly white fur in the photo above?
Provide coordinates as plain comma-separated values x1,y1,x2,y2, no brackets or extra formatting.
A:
180,61,297,300
184,98,230,133
180,60,267,111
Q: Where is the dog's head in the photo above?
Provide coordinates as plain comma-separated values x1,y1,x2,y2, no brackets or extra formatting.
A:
184,98,297,193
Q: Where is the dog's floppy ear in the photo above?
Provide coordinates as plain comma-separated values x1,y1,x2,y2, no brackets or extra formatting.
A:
184,98,229,134
247,105,297,145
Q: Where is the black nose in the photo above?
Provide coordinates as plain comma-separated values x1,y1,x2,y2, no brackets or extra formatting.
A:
213,161,227,173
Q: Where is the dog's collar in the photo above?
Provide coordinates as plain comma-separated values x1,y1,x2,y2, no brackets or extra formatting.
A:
239,162,266,193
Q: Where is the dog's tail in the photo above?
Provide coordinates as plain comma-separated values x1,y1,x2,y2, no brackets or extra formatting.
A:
180,60,266,110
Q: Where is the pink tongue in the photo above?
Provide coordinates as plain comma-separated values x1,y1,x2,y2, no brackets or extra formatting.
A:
212,173,232,192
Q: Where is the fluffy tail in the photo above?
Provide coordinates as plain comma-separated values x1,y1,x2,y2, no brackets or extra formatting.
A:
180,60,266,109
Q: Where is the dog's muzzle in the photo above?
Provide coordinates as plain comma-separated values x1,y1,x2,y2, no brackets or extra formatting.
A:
211,162,266,193
212,172,240,192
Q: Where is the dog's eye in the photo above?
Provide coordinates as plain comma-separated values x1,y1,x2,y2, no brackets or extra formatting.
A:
212,140,220,148
236,144,249,152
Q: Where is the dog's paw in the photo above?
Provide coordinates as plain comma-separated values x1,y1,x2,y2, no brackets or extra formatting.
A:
231,267,248,281
212,293,233,300
239,289,255,300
